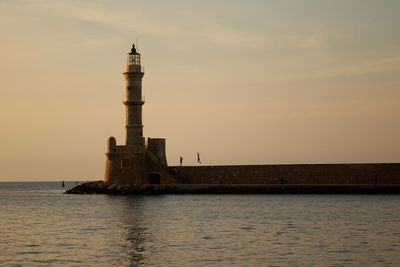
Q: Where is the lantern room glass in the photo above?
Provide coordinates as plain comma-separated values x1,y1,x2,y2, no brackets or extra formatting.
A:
128,53,141,66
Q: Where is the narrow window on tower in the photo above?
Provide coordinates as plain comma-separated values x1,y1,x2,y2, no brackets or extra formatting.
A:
121,159,130,169
127,86,131,91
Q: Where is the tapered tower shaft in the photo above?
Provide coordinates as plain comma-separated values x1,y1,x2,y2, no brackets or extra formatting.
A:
123,44,145,152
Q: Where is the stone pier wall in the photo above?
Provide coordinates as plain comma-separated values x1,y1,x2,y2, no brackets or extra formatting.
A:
168,163,400,185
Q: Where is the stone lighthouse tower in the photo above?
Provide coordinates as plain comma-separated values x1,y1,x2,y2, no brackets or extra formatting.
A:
104,44,146,184
124,44,145,150
104,44,172,185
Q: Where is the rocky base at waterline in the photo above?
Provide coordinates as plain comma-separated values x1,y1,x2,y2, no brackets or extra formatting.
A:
65,181,400,194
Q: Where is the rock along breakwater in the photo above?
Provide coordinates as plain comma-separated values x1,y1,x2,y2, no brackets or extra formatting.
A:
66,181,400,195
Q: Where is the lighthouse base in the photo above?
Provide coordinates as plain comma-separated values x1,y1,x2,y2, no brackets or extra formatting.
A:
104,152,147,185
104,137,176,185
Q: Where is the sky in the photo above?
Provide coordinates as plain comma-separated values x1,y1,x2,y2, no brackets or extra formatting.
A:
0,0,399,181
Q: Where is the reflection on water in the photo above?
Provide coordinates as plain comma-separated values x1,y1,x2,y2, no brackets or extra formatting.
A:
120,197,150,264
1,182,400,266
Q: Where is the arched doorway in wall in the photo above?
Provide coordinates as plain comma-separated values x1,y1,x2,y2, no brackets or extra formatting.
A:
147,172,161,184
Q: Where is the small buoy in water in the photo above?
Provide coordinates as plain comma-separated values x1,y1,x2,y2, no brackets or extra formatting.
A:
62,181,65,188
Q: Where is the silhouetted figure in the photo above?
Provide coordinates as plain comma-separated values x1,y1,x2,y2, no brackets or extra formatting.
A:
180,156,183,167
62,181,65,188
197,152,202,164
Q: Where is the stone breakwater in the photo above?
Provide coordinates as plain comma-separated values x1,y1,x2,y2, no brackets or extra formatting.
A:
65,181,400,195
65,181,165,195
172,163,400,185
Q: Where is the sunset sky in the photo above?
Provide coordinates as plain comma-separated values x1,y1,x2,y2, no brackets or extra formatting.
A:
1,0,399,181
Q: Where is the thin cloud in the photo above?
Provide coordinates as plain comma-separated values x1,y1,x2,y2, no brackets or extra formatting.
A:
290,55,400,80
201,24,324,49
2,0,184,39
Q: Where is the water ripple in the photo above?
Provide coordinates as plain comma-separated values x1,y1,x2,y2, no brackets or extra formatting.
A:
1,183,400,266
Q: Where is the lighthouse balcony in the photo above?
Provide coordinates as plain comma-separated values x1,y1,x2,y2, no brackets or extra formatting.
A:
123,99,145,105
125,65,144,73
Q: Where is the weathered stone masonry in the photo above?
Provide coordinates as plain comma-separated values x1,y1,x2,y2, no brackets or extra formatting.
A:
171,163,400,185
104,44,174,185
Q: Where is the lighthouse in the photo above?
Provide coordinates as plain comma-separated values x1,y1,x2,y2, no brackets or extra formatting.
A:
104,44,146,184
104,44,170,185
124,44,145,151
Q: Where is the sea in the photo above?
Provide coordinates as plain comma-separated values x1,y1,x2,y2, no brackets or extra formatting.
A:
0,182,400,266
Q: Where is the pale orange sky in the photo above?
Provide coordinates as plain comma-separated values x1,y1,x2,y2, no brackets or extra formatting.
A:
0,0,399,181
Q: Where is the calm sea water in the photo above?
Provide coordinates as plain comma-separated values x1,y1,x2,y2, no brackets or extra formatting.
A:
1,182,400,266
